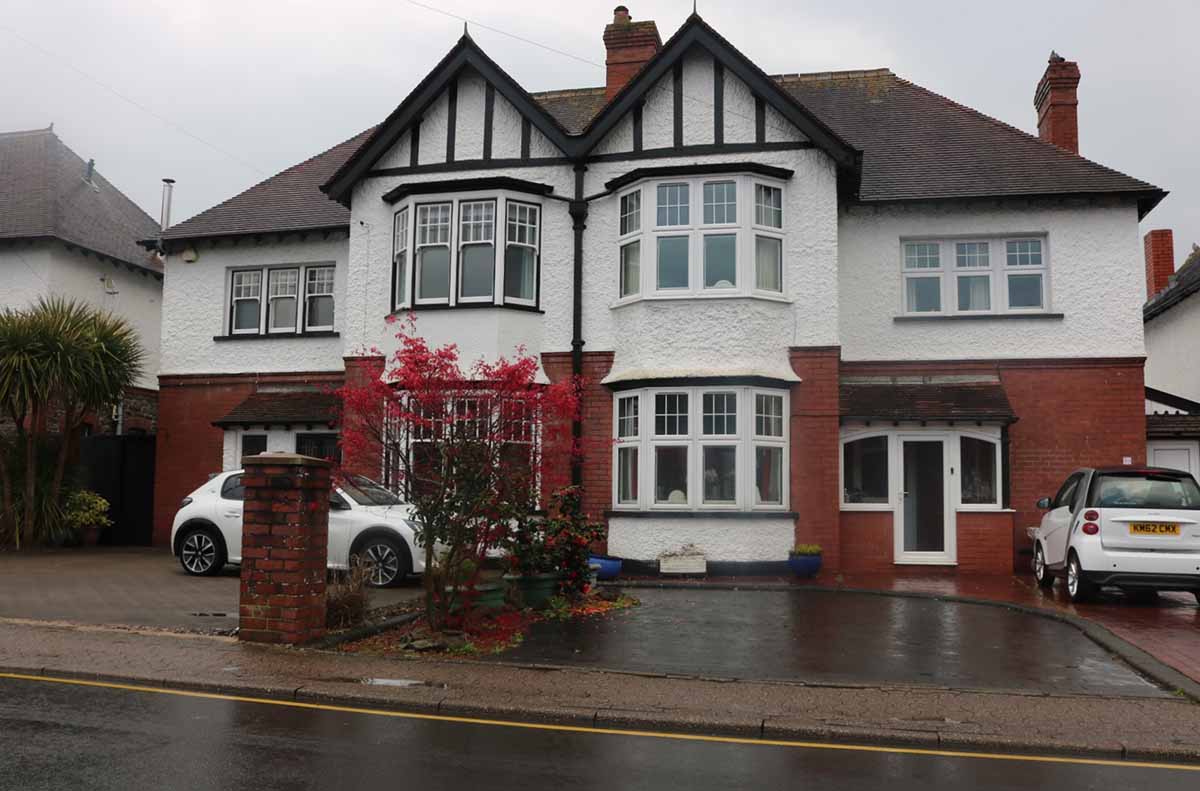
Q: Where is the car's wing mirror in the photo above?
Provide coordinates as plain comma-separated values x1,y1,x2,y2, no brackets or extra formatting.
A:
1035,497,1052,510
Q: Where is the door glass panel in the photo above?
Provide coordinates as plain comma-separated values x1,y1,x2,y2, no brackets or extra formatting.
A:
903,440,944,553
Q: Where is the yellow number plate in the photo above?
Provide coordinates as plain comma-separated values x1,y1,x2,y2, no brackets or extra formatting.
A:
1129,523,1180,536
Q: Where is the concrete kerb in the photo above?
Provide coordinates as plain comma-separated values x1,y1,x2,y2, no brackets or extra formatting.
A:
603,580,1200,704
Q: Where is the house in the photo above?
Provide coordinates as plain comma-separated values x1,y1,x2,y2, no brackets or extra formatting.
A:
150,7,1165,574
1143,231,1200,479
0,126,164,433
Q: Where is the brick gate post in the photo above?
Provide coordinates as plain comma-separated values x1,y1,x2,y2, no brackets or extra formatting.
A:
238,453,330,644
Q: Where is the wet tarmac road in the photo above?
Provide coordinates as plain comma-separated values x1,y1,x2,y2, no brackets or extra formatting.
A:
495,588,1165,696
1,676,1196,790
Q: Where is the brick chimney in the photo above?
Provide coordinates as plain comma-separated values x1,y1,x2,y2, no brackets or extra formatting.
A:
1034,51,1081,154
1144,229,1175,299
604,5,661,100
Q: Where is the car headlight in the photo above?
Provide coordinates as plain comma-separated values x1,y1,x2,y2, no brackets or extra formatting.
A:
179,496,193,508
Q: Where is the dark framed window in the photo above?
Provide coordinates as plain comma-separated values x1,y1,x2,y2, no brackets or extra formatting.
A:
296,433,340,463
843,436,889,504
241,434,267,457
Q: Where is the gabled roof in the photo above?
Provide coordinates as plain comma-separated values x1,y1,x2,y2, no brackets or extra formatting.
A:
1144,250,1200,322
0,127,162,273
322,33,576,204
155,128,374,246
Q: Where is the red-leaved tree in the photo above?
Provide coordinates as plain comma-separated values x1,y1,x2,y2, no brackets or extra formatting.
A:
338,315,578,629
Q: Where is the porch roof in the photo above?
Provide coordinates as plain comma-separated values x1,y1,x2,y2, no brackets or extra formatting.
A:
212,391,339,428
839,382,1016,424
1147,413,1200,439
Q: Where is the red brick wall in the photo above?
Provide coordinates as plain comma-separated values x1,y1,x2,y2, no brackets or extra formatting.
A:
153,370,344,547
1034,57,1081,154
956,511,1015,574
341,356,385,479
839,511,892,572
790,347,842,570
1144,229,1175,300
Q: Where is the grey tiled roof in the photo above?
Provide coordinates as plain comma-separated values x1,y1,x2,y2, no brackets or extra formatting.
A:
0,127,163,272
841,382,1017,423
213,391,339,427
1144,251,1200,322
1147,413,1200,439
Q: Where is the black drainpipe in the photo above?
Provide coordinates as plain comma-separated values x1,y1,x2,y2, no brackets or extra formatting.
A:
568,163,589,487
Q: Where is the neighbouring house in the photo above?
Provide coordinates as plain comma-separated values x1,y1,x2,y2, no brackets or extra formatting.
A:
0,125,164,433
149,7,1165,574
1143,231,1200,479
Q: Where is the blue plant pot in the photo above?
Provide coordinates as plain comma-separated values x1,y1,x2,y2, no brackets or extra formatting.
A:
588,555,623,581
787,554,822,578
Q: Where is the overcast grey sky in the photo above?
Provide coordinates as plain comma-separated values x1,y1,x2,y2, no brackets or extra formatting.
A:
4,0,1196,262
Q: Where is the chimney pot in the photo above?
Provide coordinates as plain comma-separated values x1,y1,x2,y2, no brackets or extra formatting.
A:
1034,52,1081,154
603,6,661,100
1144,229,1175,300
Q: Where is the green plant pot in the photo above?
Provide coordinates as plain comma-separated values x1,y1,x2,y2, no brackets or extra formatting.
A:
448,581,507,612
504,572,563,610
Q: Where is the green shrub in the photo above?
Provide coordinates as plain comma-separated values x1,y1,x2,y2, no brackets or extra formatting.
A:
789,544,823,557
63,490,112,537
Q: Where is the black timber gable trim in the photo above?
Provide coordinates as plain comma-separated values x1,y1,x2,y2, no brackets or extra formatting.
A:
1146,386,1200,414
604,162,794,192
381,176,554,204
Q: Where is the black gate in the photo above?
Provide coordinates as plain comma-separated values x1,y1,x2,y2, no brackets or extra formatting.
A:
78,435,156,546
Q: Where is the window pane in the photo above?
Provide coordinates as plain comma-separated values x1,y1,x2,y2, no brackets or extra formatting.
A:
232,270,261,298
755,236,782,292
843,436,888,503
460,244,495,298
233,299,259,331
961,437,997,505
618,447,639,504
754,184,783,228
703,234,736,288
702,392,737,435
906,277,941,312
242,434,267,457
654,392,688,435
394,258,407,305
754,394,784,437
957,275,991,311
904,243,940,269
620,241,640,298
1006,239,1043,267
418,247,450,299
617,395,639,438
656,183,689,226
657,236,689,289
417,204,451,245
955,242,989,268
268,269,298,298
655,446,688,504
755,446,783,505
702,446,737,504
620,191,641,235
1008,274,1043,308
702,181,736,224
306,266,334,294
296,433,341,463
308,294,334,328
459,201,495,243
394,208,409,257
503,245,536,301
506,203,539,246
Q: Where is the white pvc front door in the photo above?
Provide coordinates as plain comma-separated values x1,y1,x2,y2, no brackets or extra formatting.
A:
895,435,956,564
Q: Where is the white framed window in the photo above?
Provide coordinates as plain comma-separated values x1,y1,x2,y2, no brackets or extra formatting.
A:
613,386,789,511
900,237,1050,316
415,202,452,303
267,269,300,333
458,200,496,302
959,434,1001,508
504,201,539,305
618,175,787,302
304,266,335,331
393,207,409,309
230,270,261,335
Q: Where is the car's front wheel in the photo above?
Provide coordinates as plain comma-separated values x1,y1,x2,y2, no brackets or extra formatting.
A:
1033,545,1055,589
354,536,410,588
178,525,226,577
1066,553,1096,603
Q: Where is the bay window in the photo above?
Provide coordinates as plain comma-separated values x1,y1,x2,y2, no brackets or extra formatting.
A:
392,193,541,311
227,264,336,336
960,435,1000,506
900,236,1050,316
616,174,786,301
613,386,789,511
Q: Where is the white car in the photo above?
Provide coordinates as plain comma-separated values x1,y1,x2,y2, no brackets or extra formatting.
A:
1032,467,1200,603
170,471,423,587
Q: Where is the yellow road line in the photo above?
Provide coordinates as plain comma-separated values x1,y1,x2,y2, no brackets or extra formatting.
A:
2,671,1197,773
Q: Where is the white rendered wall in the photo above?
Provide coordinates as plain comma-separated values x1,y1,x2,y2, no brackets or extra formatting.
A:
608,517,795,561
1145,295,1200,402
158,235,347,375
838,200,1146,361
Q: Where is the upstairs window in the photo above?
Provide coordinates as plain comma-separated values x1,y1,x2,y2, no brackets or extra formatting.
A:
305,266,335,331
393,207,409,308
754,184,783,229
229,264,335,336
656,183,690,226
230,270,261,334
415,203,452,303
1005,239,1045,310
504,202,539,305
458,200,496,302
900,237,1049,316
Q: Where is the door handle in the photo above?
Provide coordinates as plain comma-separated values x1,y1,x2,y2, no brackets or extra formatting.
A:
223,510,240,518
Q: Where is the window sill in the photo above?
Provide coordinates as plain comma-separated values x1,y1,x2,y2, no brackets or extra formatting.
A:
956,507,1016,513
840,503,894,512
611,292,792,309
213,331,340,342
894,312,1064,322
392,302,545,315
605,510,797,520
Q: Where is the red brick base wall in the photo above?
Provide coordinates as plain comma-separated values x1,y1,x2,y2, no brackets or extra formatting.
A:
790,347,842,570
956,511,1016,574
153,370,343,547
839,511,893,572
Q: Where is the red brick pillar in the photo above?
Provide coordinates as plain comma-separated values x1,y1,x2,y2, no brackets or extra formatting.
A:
789,347,842,572
239,453,330,644
342,355,386,479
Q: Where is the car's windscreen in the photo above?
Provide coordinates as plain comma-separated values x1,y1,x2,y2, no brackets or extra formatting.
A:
339,475,403,506
1091,473,1200,510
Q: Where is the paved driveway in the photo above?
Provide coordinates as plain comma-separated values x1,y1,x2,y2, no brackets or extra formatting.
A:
0,548,422,632
493,587,1167,697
